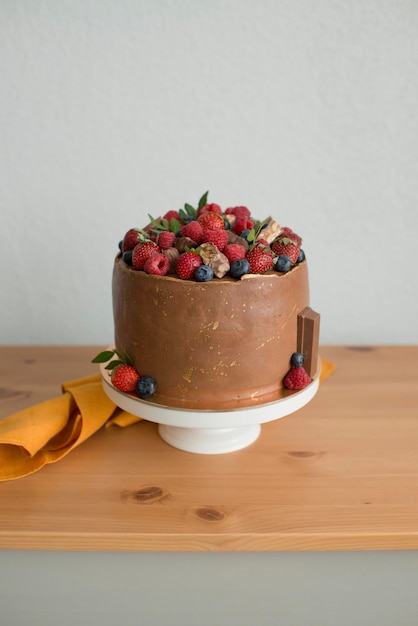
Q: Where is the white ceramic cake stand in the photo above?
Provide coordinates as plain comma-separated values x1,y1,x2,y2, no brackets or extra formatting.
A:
100,361,321,455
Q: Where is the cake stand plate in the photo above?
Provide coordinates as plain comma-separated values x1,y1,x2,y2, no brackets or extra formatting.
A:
100,362,321,454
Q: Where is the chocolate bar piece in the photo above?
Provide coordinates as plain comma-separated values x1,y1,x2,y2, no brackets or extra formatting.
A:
297,307,320,378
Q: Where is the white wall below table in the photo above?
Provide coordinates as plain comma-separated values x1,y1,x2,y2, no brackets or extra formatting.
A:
1,550,418,625
1,1,417,346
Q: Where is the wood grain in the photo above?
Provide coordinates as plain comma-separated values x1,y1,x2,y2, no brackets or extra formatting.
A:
1,345,418,552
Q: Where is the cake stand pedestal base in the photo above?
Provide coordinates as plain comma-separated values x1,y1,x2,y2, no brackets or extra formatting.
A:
100,358,321,455
158,423,261,455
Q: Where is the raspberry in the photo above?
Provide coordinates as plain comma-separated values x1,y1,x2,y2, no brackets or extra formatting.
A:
223,243,246,264
283,366,311,390
246,246,274,274
180,220,204,244
197,212,225,232
111,364,140,393
225,205,251,218
132,241,159,270
201,229,229,252
234,216,254,235
175,251,203,279
163,210,180,222
143,252,170,276
157,231,175,250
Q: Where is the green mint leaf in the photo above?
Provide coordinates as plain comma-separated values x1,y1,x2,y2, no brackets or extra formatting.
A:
91,350,116,363
170,217,181,233
147,214,165,230
105,360,125,371
198,191,209,210
184,203,196,217
115,350,133,366
280,236,298,245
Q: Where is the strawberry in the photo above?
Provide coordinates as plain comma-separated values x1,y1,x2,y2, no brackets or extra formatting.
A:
197,202,222,216
144,252,170,276
157,231,175,250
281,227,302,246
180,220,204,244
197,212,225,232
122,228,142,252
271,237,300,264
201,229,229,252
234,216,254,235
111,364,140,393
175,251,203,279
132,241,159,270
223,243,246,264
283,366,311,390
246,245,274,274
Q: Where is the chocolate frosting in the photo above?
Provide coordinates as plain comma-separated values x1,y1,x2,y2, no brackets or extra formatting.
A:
113,257,310,410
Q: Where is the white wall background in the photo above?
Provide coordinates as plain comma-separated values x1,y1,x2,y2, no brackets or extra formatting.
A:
1,0,417,346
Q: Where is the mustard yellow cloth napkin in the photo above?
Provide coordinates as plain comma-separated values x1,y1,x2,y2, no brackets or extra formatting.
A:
0,363,335,482
0,373,140,482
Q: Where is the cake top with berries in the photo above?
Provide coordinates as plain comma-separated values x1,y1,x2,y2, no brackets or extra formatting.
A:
119,191,306,281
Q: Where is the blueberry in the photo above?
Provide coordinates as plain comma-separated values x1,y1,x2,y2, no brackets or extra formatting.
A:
136,376,156,399
123,250,133,265
182,215,196,224
296,249,305,263
239,229,251,241
291,352,304,367
275,254,292,273
194,265,214,282
230,258,250,279
223,218,231,230
118,240,123,252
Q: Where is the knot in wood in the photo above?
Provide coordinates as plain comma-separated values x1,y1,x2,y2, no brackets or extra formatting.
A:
288,451,316,458
196,507,225,522
287,451,325,461
121,486,167,504
0,388,31,401
135,486,164,501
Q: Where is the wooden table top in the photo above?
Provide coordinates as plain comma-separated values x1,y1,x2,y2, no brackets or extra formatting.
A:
0,345,417,552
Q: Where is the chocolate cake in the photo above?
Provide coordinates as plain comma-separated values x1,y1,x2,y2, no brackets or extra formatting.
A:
98,192,320,410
